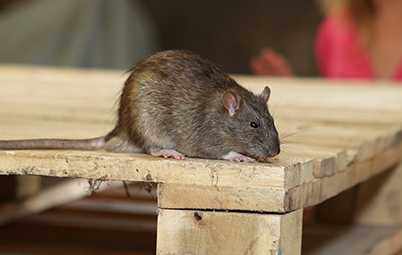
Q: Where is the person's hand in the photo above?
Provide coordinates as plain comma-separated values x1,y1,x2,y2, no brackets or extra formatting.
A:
250,47,294,76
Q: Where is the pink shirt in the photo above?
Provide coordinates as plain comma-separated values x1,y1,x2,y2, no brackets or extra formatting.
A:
315,12,402,81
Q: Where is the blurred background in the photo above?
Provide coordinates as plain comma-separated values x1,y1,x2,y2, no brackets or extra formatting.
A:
0,0,323,76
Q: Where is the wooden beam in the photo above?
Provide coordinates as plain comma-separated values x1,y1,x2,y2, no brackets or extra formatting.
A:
158,183,287,212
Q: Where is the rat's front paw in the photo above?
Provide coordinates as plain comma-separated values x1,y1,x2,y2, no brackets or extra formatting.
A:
221,151,256,163
231,156,256,163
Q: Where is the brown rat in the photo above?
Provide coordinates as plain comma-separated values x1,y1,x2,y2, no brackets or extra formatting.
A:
0,50,280,162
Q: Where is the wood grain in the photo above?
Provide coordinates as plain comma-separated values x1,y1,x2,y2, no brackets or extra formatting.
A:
157,209,303,255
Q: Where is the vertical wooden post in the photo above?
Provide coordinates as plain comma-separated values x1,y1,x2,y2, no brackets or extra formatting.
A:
157,209,303,255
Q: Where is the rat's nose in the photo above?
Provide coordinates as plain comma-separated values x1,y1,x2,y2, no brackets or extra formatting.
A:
263,138,280,157
269,147,280,157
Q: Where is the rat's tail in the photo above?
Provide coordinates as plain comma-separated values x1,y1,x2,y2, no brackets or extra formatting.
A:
0,136,107,150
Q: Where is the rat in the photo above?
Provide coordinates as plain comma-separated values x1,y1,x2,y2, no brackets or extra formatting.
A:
0,50,280,163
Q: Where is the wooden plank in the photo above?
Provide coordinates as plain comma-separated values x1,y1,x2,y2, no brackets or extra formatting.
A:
286,141,402,212
286,151,337,178
320,142,402,202
275,107,402,126
237,76,402,113
285,135,385,165
0,149,304,190
2,64,402,115
157,176,323,214
0,64,125,91
158,183,287,212
277,119,402,164
0,118,113,140
285,179,322,212
280,144,348,173
156,209,303,255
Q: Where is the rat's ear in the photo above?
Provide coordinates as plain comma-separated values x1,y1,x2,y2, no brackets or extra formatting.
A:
223,91,240,117
260,86,271,103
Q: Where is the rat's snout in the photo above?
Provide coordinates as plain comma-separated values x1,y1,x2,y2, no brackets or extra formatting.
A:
261,137,280,158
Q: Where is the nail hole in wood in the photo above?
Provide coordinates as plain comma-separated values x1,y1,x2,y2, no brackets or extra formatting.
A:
194,212,202,221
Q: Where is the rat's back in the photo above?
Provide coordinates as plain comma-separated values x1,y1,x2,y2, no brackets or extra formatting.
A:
110,50,237,156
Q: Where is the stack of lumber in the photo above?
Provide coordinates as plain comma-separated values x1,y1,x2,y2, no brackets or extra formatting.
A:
0,65,401,254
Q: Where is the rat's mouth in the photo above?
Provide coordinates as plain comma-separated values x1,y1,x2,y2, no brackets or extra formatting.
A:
244,147,280,162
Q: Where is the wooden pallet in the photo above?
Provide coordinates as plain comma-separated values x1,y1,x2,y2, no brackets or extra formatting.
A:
1,65,402,254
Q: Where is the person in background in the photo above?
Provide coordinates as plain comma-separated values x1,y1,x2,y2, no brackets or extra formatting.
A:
250,47,294,77
0,0,158,69
251,0,402,81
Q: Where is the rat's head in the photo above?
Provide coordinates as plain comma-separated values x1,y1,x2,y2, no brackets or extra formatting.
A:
222,86,280,160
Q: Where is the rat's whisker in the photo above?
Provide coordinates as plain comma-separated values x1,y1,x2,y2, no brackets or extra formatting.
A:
279,117,309,138
280,147,310,157
280,138,312,146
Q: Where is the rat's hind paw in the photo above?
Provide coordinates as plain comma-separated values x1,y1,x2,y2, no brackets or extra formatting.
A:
148,147,185,159
161,150,185,159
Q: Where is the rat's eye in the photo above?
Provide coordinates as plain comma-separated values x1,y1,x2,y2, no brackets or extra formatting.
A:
250,121,259,128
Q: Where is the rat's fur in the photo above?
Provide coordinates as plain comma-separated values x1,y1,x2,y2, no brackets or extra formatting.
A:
105,50,280,161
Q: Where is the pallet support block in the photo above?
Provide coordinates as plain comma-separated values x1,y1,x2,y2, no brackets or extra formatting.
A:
156,208,303,255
